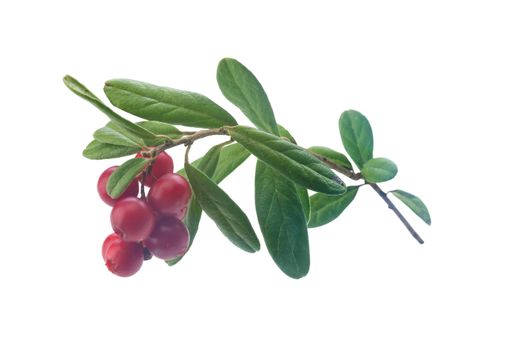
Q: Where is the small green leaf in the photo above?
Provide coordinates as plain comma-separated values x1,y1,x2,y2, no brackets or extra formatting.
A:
277,125,295,143
390,190,431,225
136,121,182,139
83,140,140,160
217,58,279,135
185,163,260,253
308,146,353,170
361,157,398,183
94,122,144,148
63,75,157,143
256,161,310,278
107,158,150,198
167,145,222,266
308,186,359,228
339,110,373,169
104,79,237,128
229,126,346,195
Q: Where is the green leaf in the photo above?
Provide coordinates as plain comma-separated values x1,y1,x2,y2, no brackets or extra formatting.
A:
228,126,346,195
106,158,150,198
63,75,157,143
83,140,140,160
217,58,279,135
167,145,222,266
185,163,260,253
104,79,237,128
211,143,251,184
361,157,398,183
136,121,182,139
339,110,373,169
308,186,359,228
255,162,310,278
390,190,431,225
308,146,353,170
94,122,144,148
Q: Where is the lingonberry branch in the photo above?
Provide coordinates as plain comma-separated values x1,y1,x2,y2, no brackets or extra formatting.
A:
308,149,423,243
142,126,423,244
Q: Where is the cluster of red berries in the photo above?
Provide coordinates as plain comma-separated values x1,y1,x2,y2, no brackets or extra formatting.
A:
98,151,192,277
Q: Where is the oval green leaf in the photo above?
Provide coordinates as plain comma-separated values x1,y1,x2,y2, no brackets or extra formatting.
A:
185,163,260,253
228,126,346,195
339,110,373,169
217,58,279,135
63,76,157,143
361,157,398,183
308,186,359,228
83,140,140,160
308,146,353,170
390,190,431,225
107,158,150,198
104,79,237,128
256,161,310,279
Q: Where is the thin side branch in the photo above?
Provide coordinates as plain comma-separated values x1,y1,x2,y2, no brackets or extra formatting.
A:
369,183,424,244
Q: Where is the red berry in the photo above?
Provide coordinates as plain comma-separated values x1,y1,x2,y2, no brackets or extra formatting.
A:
97,166,139,206
148,173,192,219
104,239,144,277
136,151,174,187
111,197,156,242
102,233,121,261
144,216,190,260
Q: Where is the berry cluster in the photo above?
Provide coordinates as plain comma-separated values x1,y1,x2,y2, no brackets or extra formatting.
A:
98,151,192,277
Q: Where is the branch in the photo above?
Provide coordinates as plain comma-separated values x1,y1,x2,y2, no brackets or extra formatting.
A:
142,127,229,157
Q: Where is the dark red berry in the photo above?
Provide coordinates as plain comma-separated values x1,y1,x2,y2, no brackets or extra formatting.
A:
104,239,144,277
97,166,139,206
102,233,121,261
144,216,190,260
136,151,174,187
148,173,191,219
111,197,156,242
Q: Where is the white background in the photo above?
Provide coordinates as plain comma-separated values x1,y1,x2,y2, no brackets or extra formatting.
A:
1,1,518,349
